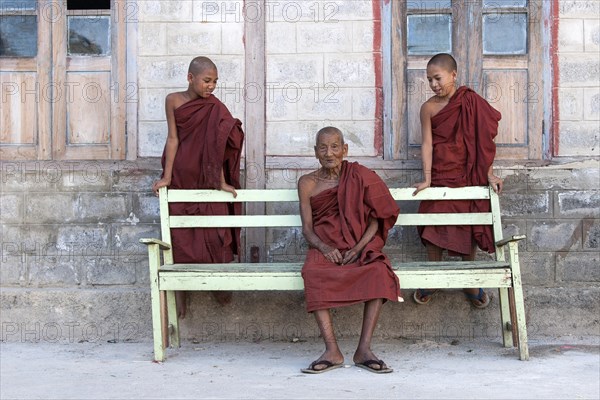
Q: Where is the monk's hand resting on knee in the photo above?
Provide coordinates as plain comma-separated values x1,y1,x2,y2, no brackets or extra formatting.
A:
320,245,343,264
341,248,360,265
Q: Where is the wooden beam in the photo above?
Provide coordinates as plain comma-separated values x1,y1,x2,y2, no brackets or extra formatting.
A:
244,2,266,261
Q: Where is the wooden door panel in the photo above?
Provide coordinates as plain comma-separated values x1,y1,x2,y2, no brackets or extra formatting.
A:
1,72,38,145
66,72,111,145
407,69,429,148
483,70,528,146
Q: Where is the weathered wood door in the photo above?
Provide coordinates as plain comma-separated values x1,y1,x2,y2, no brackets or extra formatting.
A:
0,0,126,160
0,0,51,159
390,0,543,160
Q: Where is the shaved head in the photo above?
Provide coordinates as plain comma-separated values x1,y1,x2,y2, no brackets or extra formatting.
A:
315,126,344,146
427,53,457,73
188,56,217,75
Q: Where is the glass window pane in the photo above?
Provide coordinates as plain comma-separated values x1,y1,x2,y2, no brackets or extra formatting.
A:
68,16,111,56
483,13,527,54
407,14,452,55
483,0,527,7
0,15,37,57
0,0,37,11
407,0,452,10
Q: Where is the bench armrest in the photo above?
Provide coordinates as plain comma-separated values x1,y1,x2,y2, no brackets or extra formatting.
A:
139,238,171,250
495,235,526,247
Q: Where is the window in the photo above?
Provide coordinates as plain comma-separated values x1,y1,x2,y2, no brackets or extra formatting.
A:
384,0,544,160
1,0,126,160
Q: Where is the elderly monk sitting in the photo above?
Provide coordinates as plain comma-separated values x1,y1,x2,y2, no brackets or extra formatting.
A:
298,126,401,374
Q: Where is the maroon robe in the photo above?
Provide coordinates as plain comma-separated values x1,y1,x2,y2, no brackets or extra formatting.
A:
418,86,501,255
161,95,244,263
302,161,401,312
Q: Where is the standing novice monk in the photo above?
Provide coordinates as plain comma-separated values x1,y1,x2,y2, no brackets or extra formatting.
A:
152,56,244,316
412,53,503,308
298,127,401,374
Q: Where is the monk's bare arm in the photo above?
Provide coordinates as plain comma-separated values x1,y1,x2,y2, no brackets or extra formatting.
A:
342,217,378,265
152,94,180,195
413,101,434,195
298,174,343,264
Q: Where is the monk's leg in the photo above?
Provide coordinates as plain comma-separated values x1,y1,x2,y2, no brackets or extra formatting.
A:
414,241,443,303
426,241,443,261
353,299,389,370
462,241,490,307
310,309,344,368
176,291,187,318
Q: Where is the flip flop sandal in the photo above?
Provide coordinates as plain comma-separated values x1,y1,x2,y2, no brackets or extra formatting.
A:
301,360,343,374
355,359,393,374
413,289,439,305
464,288,491,309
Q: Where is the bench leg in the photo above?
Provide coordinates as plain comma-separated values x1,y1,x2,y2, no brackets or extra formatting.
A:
498,287,514,348
151,289,165,362
147,244,166,362
509,242,529,361
166,290,180,348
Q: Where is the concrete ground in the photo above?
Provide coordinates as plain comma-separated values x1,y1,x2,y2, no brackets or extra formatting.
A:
1,336,599,400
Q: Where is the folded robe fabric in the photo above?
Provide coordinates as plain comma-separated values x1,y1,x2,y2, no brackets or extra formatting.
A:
302,161,401,312
161,95,244,263
418,86,501,255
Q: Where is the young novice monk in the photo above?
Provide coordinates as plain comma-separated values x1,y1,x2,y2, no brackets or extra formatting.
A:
152,56,244,316
412,53,503,308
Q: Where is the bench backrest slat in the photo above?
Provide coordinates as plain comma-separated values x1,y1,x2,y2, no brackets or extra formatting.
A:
168,213,494,228
164,186,491,203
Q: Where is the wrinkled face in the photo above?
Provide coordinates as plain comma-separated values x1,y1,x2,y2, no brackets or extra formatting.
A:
188,68,218,98
314,132,348,170
426,64,456,98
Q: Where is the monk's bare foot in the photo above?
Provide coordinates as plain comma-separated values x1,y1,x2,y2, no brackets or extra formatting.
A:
353,349,389,372
307,349,344,372
463,288,491,309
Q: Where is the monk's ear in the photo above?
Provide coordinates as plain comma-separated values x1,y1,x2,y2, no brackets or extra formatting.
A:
187,72,194,83
314,145,318,158
343,143,348,157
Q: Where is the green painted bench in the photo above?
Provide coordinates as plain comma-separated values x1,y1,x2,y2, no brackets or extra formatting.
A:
141,185,528,361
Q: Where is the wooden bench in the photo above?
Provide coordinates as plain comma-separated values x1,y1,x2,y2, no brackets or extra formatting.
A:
141,185,528,361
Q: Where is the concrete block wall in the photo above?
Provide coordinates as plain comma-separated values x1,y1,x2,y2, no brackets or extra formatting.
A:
557,0,600,157
136,0,380,158
1,161,161,342
265,0,379,157
1,161,599,343
1,1,599,344
137,0,246,157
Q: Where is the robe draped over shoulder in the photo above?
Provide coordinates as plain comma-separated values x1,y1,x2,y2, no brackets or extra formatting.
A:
418,86,501,255
161,95,244,263
301,161,401,312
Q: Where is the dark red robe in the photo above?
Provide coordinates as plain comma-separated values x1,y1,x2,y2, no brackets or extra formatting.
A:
302,161,401,312
161,95,244,263
418,86,501,255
